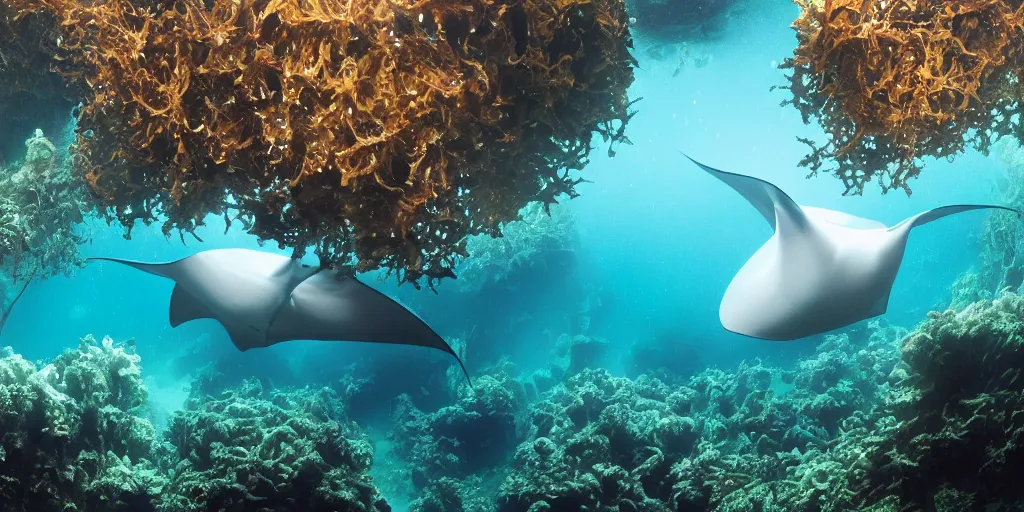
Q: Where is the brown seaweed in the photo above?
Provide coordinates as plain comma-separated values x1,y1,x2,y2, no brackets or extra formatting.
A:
776,0,1024,195
10,0,637,288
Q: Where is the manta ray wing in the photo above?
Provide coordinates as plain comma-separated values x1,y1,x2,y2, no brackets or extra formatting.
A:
892,204,1022,231
88,249,318,350
265,271,472,384
168,284,213,327
685,155,1020,341
682,152,805,230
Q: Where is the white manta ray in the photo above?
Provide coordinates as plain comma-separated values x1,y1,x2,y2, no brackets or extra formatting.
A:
686,155,1020,341
88,248,471,382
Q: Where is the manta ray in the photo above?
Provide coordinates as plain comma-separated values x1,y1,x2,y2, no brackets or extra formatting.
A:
686,155,1020,341
88,248,471,382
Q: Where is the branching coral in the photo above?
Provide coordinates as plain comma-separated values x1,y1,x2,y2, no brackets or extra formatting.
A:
776,0,1024,195
14,0,636,288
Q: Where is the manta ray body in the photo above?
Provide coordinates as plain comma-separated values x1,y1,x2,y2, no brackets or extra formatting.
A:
89,248,470,382
686,156,1019,341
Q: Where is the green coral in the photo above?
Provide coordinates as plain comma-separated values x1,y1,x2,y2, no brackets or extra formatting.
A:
859,294,1024,509
392,362,528,507
162,379,388,512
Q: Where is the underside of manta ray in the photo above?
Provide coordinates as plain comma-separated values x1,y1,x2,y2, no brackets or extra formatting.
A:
685,155,1021,341
87,248,471,383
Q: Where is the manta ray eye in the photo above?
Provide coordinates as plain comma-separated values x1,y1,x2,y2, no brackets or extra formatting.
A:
301,264,310,268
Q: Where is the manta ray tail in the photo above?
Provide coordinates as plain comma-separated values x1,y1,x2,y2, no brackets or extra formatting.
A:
86,256,178,280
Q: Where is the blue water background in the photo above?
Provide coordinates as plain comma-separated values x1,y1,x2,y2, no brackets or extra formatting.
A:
0,1,1002,421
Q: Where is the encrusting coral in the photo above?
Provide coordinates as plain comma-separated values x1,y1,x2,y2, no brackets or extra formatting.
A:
380,321,911,511
776,0,1024,195
390,361,528,507
9,0,637,287
856,293,1024,510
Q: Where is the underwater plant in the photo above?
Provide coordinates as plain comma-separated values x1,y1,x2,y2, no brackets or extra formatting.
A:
0,129,90,333
776,0,1024,195
10,0,637,288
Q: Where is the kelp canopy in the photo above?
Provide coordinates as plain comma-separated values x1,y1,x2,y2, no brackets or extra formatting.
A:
10,0,636,288
777,0,1024,195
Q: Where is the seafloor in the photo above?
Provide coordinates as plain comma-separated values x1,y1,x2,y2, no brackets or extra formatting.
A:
2,293,1023,511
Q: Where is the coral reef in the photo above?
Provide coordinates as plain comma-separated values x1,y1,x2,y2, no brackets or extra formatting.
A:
0,336,392,512
14,295,1024,511
381,320,911,511
455,202,578,294
496,325,904,511
776,0,1024,195
163,379,389,512
0,129,91,333
13,0,637,287
0,335,162,512
391,362,528,507
857,293,1024,510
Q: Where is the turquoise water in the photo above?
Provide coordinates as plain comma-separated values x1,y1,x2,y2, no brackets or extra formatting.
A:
0,1,1017,510
6,1,997,370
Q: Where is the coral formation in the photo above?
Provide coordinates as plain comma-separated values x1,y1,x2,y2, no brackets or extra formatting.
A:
0,129,90,332
857,294,1024,510
382,320,915,511
163,379,389,512
777,0,1024,195
0,335,162,512
392,362,528,506
455,201,578,294
14,294,1024,511
13,0,637,287
0,336,391,511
